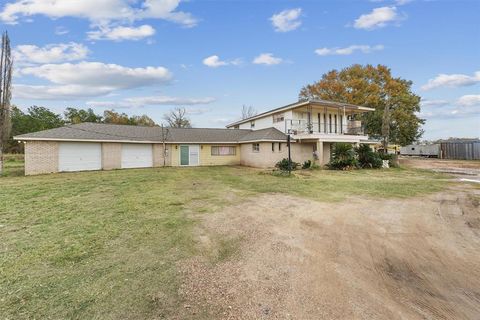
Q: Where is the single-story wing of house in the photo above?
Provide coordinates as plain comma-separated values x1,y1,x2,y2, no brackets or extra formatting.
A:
14,99,376,175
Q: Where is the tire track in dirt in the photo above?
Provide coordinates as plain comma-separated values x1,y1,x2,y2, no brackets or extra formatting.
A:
175,186,480,319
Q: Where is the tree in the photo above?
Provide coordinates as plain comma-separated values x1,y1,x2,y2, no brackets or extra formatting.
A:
299,64,424,147
163,107,192,128
0,31,13,173
241,105,257,119
64,107,102,124
6,106,64,153
103,110,157,126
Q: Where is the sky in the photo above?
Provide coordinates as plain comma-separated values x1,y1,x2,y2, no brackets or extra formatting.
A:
1,0,479,140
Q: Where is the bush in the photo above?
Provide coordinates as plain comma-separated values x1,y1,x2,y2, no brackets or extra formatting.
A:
302,160,312,169
327,143,358,170
378,152,399,167
275,158,299,171
356,144,382,169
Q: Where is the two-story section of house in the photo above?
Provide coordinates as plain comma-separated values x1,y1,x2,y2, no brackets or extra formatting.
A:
226,99,375,166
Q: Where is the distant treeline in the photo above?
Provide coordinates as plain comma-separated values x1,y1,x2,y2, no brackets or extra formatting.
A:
7,106,158,153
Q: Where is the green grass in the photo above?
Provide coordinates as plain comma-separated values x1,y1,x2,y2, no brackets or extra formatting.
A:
0,158,450,319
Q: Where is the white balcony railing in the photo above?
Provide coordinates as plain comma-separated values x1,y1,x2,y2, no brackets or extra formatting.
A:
285,119,365,136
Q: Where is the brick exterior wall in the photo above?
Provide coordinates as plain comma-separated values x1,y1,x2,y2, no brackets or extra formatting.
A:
24,141,59,175
153,144,171,167
240,142,315,168
102,143,121,170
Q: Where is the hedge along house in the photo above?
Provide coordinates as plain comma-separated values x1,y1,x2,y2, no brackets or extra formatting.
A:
14,100,375,175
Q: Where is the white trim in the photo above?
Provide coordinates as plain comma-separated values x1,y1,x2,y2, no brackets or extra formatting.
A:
179,144,200,166
15,137,290,144
14,137,244,144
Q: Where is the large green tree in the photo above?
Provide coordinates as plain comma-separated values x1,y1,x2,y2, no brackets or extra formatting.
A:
6,106,64,152
64,107,102,124
299,64,424,146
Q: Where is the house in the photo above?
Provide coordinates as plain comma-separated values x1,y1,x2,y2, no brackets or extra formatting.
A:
14,99,375,175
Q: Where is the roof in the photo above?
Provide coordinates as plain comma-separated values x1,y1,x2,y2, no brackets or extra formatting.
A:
238,127,287,142
14,122,287,144
226,99,375,128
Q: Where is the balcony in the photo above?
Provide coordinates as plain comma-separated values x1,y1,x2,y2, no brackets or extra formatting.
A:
285,119,367,140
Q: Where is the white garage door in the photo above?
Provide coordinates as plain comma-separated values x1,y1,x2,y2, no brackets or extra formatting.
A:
121,144,153,168
59,142,102,172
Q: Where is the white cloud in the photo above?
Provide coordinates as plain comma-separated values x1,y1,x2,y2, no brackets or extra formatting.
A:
0,0,197,27
19,62,171,87
15,61,172,100
202,55,241,68
203,55,227,68
252,53,283,65
420,99,449,107
87,24,156,41
353,6,401,30
14,42,89,64
418,95,480,119
457,94,480,107
270,8,302,32
55,26,69,35
14,84,113,99
315,44,384,56
87,96,215,108
421,71,480,90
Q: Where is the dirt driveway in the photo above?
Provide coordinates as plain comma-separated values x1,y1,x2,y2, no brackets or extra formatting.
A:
177,185,480,319
400,157,480,183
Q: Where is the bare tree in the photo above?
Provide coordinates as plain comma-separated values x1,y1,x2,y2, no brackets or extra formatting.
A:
163,107,192,128
0,31,13,174
241,105,257,119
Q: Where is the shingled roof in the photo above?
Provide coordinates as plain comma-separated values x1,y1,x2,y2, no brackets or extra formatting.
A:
14,122,287,143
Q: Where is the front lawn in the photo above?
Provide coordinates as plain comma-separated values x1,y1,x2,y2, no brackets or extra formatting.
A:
0,159,449,319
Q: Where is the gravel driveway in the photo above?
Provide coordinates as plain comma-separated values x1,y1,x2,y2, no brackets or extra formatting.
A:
176,184,480,319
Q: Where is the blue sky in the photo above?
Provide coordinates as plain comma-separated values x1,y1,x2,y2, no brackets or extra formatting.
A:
1,0,479,140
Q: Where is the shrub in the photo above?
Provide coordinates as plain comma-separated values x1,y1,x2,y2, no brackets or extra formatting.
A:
302,160,312,169
327,143,358,170
356,144,382,169
275,158,299,171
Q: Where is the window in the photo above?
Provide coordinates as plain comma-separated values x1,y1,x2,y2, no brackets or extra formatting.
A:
278,143,282,151
211,146,236,156
252,143,260,152
334,114,337,133
250,121,255,128
272,143,275,152
323,114,327,133
329,114,332,133
273,113,285,123
340,115,343,133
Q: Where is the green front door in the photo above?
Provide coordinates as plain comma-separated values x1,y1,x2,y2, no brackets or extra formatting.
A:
180,146,189,165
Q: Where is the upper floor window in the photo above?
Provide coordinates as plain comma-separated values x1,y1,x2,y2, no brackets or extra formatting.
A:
250,121,255,128
278,143,282,151
272,143,275,152
273,113,285,123
252,143,260,152
211,146,236,156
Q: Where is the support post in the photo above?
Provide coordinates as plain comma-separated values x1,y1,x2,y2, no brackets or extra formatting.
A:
316,140,324,165
287,133,292,174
